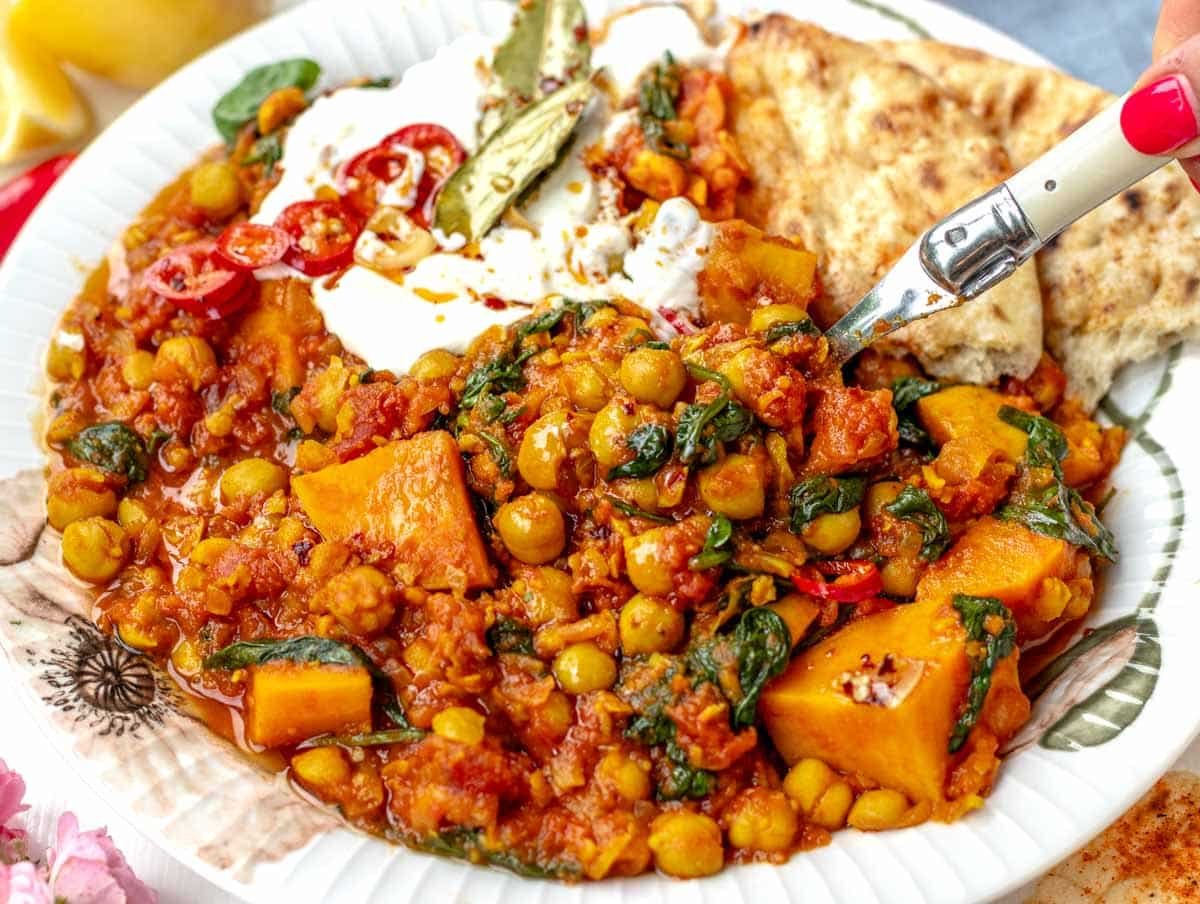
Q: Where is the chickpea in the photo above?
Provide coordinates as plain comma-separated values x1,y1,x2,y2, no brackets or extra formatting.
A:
588,398,637,469
117,497,151,531
802,509,862,555
749,303,810,334
220,459,288,508
725,788,799,852
153,336,217,390
409,348,459,381
865,480,904,520
596,750,652,802
291,746,351,796
847,789,910,832
121,350,156,391
563,360,612,412
315,565,397,636
783,758,836,813
623,528,674,596
495,492,566,564
431,706,486,745
188,161,242,219
517,566,578,625
619,348,686,408
61,517,129,583
518,411,571,490
698,453,766,520
809,780,854,830
619,594,684,654
46,334,85,382
46,467,117,531
553,642,617,694
647,811,724,879
880,556,921,598
610,476,659,513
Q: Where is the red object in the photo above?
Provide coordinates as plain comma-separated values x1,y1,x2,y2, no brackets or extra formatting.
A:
1120,75,1200,155
388,124,465,226
214,222,290,270
143,240,249,318
791,560,883,603
658,306,698,335
340,143,421,218
275,199,361,276
0,154,75,262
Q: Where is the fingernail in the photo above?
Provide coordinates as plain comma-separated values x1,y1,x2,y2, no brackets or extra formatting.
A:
1121,75,1200,155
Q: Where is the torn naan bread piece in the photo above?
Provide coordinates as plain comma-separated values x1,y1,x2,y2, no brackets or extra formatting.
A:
727,16,1043,384
881,41,1200,409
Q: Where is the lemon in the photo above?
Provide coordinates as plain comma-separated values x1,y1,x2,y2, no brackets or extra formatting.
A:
9,0,268,90
0,18,89,164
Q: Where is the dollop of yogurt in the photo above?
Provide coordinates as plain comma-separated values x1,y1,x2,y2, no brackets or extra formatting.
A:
256,11,724,374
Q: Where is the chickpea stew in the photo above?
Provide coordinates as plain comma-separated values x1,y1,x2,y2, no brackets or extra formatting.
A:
40,0,1124,883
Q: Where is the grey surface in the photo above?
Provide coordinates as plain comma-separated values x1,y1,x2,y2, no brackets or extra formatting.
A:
946,0,1159,91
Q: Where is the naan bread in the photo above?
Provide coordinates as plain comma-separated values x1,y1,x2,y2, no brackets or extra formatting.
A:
727,16,1044,384
1027,771,1200,903
881,41,1200,409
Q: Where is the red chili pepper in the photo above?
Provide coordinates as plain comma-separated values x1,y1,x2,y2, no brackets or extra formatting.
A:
791,560,883,603
0,154,75,263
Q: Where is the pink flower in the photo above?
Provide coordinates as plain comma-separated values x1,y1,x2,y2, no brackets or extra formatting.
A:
46,813,157,904
0,758,29,826
0,861,53,904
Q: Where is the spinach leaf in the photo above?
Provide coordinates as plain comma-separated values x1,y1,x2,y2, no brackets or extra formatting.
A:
606,494,672,523
689,514,733,570
203,635,370,670
434,79,593,244
997,406,1117,561
685,607,791,729
787,474,866,533
643,340,671,350
559,297,611,329
514,307,569,341
480,0,591,141
890,376,942,449
487,617,536,655
461,348,535,409
676,399,754,466
361,76,393,89
685,362,731,391
302,727,425,748
242,134,283,175
949,595,1017,753
421,827,579,879
271,386,300,419
145,428,171,456
478,431,513,478
884,485,949,561
66,423,149,483
608,423,672,480
637,52,689,159
212,58,321,144
763,318,820,343
660,739,715,800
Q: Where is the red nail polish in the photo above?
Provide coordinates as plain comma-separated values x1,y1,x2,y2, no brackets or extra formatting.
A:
1121,76,1199,155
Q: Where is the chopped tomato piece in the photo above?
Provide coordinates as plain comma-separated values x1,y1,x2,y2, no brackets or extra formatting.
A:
389,123,465,226
142,240,248,318
276,199,361,276
214,222,290,270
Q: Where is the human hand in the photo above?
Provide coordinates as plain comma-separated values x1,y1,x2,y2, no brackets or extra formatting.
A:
1123,0,1200,187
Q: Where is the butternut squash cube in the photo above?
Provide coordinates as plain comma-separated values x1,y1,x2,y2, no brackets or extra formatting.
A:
917,517,1075,639
916,385,1029,463
697,220,818,325
292,431,494,591
245,661,372,748
760,598,973,805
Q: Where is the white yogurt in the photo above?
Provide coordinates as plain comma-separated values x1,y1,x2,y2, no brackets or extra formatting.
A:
592,4,720,99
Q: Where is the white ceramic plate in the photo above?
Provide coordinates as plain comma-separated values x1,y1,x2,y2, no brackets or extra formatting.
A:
1,1,1198,902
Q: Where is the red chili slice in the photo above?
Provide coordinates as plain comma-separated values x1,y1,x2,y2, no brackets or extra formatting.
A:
0,153,75,263
791,561,883,603
143,240,249,318
387,124,465,226
275,199,361,277
339,144,421,218
214,222,290,270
